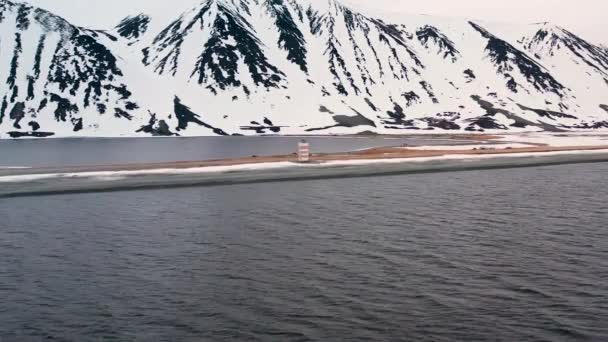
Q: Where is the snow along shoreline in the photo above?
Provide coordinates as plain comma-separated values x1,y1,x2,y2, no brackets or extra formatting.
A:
1,132,608,197
1,148,608,198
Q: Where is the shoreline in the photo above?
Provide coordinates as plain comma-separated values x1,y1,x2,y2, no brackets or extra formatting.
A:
2,132,607,173
1,147,608,198
2,142,608,177
1,132,608,197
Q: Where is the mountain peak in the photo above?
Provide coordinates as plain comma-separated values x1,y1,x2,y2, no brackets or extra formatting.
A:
523,23,608,76
115,13,151,41
1,0,608,138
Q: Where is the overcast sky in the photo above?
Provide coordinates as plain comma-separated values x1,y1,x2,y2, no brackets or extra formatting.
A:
26,0,607,44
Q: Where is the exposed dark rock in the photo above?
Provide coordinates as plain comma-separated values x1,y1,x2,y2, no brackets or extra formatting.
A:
365,98,378,111
114,108,133,120
374,21,421,81
26,35,46,101
137,112,176,136
380,102,418,128
28,121,40,131
49,32,129,111
49,94,78,122
97,103,107,114
341,6,377,94
7,32,22,92
307,4,424,96
386,102,406,121
0,2,7,23
384,124,418,130
570,121,608,129
15,4,30,31
264,0,308,72
470,95,565,131
148,2,285,93
94,30,118,42
465,116,507,131
192,2,287,91
71,117,83,132
9,102,26,129
333,111,376,128
436,111,461,119
0,96,7,124
125,102,139,110
0,10,136,134
141,47,150,65
174,96,227,135
8,131,54,138
419,81,439,103
373,19,424,69
10,85,19,103
506,74,518,92
103,84,131,100
470,22,565,96
308,6,356,95
307,108,376,132
26,76,35,100
37,98,47,112
240,116,285,134
402,91,420,107
600,104,608,113
319,106,335,114
416,25,459,61
517,104,578,120
510,121,528,128
464,69,476,82
421,112,461,130
116,14,150,40
423,117,461,130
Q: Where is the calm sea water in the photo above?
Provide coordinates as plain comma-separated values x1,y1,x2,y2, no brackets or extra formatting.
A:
1,163,607,341
0,136,465,168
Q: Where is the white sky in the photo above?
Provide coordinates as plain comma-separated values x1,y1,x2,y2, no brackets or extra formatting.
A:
25,0,607,44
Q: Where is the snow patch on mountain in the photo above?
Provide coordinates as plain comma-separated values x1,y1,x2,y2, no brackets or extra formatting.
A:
1,0,607,138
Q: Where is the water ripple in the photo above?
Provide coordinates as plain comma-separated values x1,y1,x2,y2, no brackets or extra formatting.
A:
1,163,607,341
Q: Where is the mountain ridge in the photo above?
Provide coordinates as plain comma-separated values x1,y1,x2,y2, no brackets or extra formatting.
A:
0,0,607,138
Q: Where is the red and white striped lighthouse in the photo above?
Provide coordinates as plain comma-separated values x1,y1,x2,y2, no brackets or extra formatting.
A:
298,140,310,163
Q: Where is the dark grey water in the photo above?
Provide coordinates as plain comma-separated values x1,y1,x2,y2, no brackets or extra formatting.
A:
1,163,608,341
0,136,463,168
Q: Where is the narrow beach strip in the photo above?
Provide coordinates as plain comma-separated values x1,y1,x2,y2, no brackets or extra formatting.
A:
2,145,608,198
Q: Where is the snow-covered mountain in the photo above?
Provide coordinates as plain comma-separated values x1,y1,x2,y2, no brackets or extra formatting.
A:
1,0,607,138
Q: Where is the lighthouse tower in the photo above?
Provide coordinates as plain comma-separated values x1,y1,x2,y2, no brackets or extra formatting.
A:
298,140,310,163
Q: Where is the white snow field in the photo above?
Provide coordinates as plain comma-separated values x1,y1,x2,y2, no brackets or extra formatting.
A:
0,0,607,138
